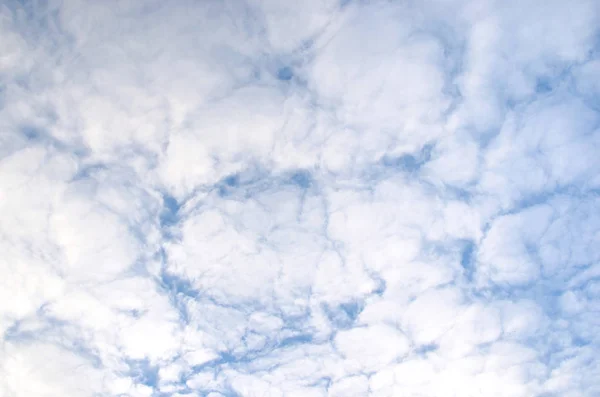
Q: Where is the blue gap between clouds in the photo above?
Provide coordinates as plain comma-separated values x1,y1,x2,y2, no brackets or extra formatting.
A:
460,240,475,281
415,343,439,355
160,193,181,227
322,301,362,329
381,143,434,173
276,66,294,81
22,125,42,140
187,330,315,376
160,269,199,299
125,359,159,388
217,168,312,197
278,333,314,348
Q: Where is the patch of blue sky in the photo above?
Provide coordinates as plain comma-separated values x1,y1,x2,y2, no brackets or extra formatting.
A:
124,359,159,388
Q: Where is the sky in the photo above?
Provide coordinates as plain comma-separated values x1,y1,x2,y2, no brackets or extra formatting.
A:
0,0,599,396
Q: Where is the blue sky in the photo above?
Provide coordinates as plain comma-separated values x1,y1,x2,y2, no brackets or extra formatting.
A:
0,0,599,396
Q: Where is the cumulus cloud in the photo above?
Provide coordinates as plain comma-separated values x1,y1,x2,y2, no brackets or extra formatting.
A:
1,0,599,396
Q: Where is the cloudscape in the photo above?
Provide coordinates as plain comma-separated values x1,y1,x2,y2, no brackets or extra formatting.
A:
1,0,599,396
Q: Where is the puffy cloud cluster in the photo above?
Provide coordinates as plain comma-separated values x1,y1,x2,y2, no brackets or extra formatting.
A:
1,0,599,396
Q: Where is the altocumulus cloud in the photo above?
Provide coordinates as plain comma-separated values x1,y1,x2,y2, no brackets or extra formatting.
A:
0,0,599,396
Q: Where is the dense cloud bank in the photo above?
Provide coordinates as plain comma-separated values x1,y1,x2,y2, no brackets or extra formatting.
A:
1,0,599,396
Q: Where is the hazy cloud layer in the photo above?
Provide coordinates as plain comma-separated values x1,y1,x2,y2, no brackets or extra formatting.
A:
1,0,599,396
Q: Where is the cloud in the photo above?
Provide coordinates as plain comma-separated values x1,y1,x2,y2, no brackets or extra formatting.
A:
1,0,599,396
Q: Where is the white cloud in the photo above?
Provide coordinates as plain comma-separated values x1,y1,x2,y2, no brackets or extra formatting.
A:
335,323,411,371
1,0,599,396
